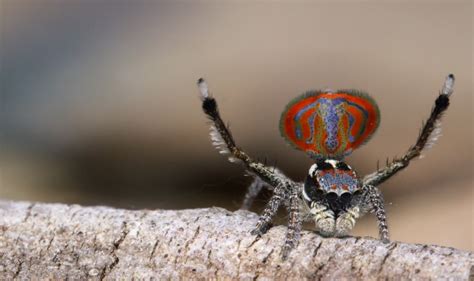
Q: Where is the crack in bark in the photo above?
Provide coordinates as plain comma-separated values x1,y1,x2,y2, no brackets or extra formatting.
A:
262,249,274,264
205,248,216,278
23,203,35,223
183,226,201,265
312,240,323,258
252,236,272,280
148,238,160,261
378,242,398,275
350,238,364,276
236,238,243,277
312,242,342,279
99,221,129,280
46,236,55,252
247,234,260,250
12,260,23,279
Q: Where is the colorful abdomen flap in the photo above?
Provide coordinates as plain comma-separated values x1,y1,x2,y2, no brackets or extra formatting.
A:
280,90,380,159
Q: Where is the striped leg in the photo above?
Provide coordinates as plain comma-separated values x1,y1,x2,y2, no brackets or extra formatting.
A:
197,78,294,236
250,183,285,236
363,74,455,187
241,168,283,210
197,78,291,188
281,183,303,260
365,185,389,242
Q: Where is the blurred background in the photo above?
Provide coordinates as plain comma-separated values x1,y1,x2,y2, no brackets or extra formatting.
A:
0,1,472,251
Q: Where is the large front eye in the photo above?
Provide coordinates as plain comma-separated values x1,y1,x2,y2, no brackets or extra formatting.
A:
340,193,352,207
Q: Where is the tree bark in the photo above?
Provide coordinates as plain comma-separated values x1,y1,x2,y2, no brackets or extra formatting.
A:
0,201,472,280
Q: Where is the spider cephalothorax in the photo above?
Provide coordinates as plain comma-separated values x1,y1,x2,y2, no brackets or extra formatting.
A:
197,74,455,259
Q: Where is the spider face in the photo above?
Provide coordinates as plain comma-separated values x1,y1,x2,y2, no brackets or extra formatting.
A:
303,159,360,215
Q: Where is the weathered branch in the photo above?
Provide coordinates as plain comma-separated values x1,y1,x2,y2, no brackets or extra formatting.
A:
0,201,472,280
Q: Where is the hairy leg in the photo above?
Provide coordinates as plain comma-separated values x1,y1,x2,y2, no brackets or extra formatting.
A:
363,185,389,242
281,183,303,259
363,74,455,187
197,78,292,188
241,167,285,210
197,78,295,236
250,183,286,236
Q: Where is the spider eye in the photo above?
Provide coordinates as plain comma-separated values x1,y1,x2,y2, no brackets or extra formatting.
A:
340,193,352,205
325,192,338,205
325,192,353,214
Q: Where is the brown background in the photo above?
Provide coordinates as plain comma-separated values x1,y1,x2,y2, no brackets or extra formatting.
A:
1,1,472,251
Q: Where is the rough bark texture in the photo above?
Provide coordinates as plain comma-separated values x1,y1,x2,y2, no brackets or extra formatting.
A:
0,201,472,280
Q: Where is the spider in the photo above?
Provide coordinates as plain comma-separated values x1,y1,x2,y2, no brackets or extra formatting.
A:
196,74,455,259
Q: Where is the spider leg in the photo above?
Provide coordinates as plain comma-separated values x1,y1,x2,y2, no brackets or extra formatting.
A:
250,183,287,236
241,167,284,210
197,78,291,186
364,184,389,242
197,78,295,234
363,74,455,187
240,176,268,210
281,182,303,260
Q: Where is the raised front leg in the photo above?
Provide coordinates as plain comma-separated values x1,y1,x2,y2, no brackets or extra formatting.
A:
197,78,291,188
363,74,455,187
197,78,295,237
